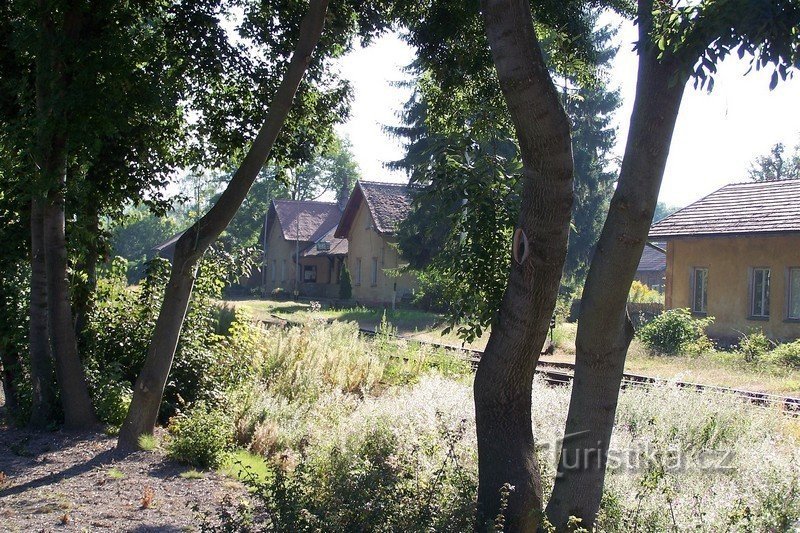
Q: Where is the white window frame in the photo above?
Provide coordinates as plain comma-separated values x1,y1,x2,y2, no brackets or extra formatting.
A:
750,267,771,318
355,258,362,286
787,267,800,320
371,257,379,286
691,267,708,315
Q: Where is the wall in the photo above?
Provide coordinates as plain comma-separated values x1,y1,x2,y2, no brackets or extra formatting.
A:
665,234,800,342
262,221,342,298
344,200,418,306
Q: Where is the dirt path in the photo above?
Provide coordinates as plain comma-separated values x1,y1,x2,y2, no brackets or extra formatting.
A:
0,426,246,532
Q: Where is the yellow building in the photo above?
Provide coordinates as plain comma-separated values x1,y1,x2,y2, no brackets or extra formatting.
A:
261,199,347,298
334,181,418,306
650,180,800,343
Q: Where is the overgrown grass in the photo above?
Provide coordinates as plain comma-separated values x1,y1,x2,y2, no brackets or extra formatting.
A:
219,450,272,483
186,318,799,531
137,434,157,451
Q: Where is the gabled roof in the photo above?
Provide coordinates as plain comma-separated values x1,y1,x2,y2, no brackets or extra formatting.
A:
334,180,412,238
265,199,342,244
649,180,800,239
301,224,348,257
637,242,666,272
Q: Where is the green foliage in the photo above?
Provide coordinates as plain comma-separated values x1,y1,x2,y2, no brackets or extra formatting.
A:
338,261,352,300
628,281,663,303
393,14,620,340
0,258,33,424
737,329,773,363
91,377,133,429
168,401,234,469
770,340,800,368
747,141,800,182
637,308,714,355
82,249,257,422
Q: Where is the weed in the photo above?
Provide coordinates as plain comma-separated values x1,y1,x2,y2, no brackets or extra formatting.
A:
140,486,154,509
107,468,126,480
180,470,205,480
137,434,157,451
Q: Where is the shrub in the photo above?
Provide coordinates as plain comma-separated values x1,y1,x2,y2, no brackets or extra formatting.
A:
772,340,800,368
167,402,233,469
628,281,663,303
637,308,714,355
91,377,132,428
737,329,773,362
338,262,352,300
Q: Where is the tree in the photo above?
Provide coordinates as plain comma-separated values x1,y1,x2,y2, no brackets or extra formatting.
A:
117,0,334,449
747,141,800,181
547,0,800,527
339,262,352,300
654,200,679,222
474,1,576,528
392,13,618,336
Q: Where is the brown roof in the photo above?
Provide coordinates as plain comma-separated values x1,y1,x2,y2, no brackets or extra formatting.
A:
649,180,800,239
637,242,666,272
301,224,348,257
266,199,341,244
334,180,412,238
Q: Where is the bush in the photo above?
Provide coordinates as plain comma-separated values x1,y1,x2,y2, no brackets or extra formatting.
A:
737,329,773,363
628,280,663,303
772,340,800,368
637,308,714,355
338,262,352,300
167,401,233,469
91,377,133,428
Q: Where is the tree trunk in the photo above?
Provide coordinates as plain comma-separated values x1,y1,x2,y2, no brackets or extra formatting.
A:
545,1,689,527
117,0,331,450
29,197,56,428
475,1,573,530
35,0,97,429
43,179,98,429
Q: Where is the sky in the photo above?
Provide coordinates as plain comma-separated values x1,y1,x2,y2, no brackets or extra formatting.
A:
334,20,800,209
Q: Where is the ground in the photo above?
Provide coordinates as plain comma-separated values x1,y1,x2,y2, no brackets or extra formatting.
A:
0,425,246,532
227,297,800,396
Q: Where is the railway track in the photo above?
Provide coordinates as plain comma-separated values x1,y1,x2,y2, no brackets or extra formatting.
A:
262,314,800,415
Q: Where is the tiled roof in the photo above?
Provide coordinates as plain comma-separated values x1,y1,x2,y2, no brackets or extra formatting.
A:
637,242,666,272
301,224,348,257
270,200,341,243
649,180,800,239
360,181,412,234
334,180,413,238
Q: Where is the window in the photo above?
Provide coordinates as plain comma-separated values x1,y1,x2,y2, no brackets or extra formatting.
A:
371,258,379,286
303,265,317,283
691,267,708,314
788,268,800,319
271,260,276,282
281,260,286,282
355,258,362,286
751,268,771,318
